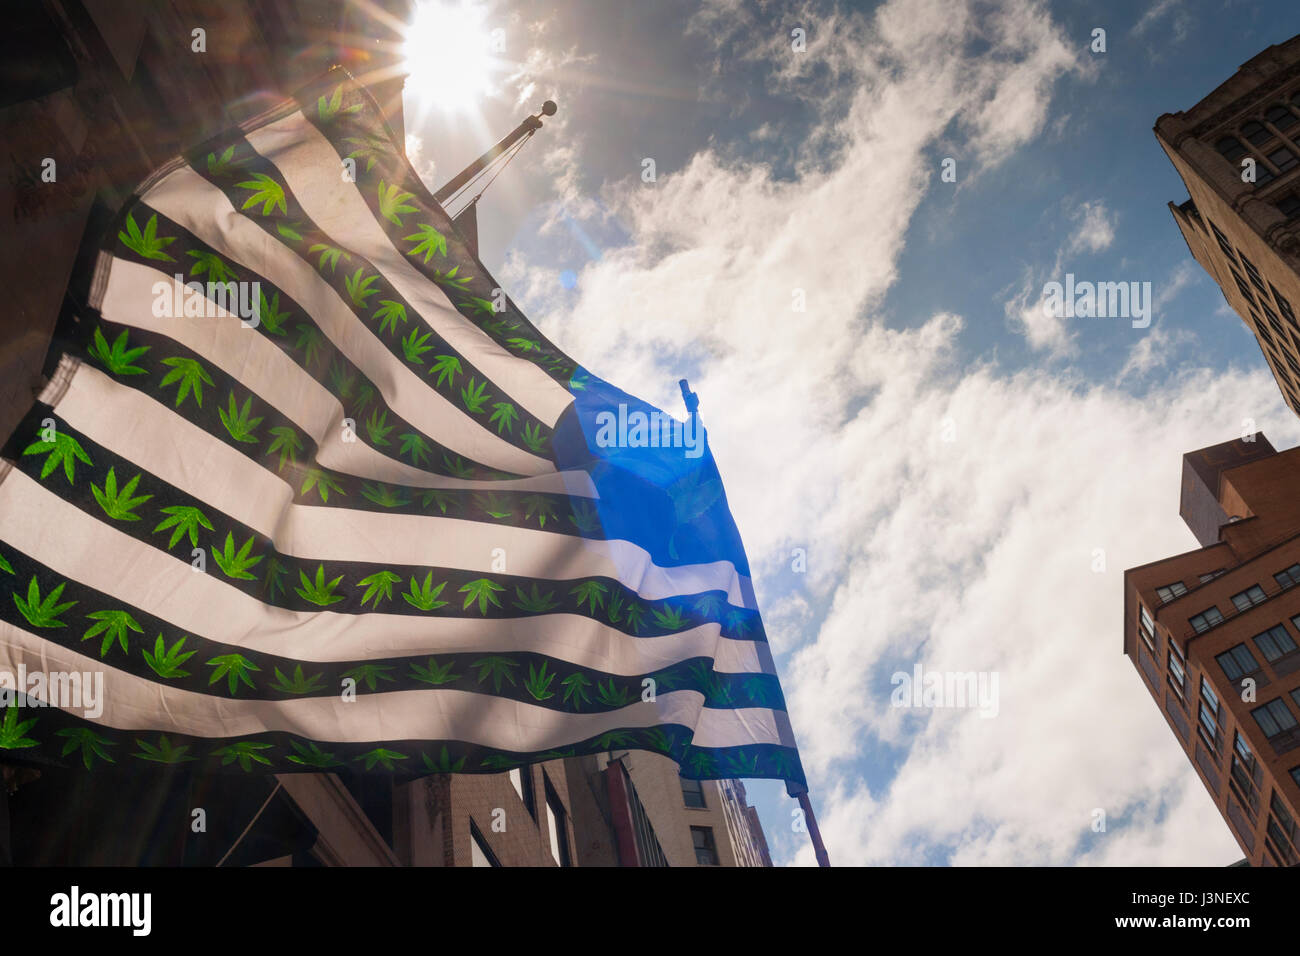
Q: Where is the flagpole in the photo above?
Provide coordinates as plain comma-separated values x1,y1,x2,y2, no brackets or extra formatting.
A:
796,791,831,867
682,376,823,866
432,100,557,206
215,779,283,867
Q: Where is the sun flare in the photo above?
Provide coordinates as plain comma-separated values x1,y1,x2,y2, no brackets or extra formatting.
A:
401,1,499,113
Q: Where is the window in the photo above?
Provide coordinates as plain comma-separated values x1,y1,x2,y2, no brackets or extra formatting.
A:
1257,623,1298,662
1251,698,1298,738
691,826,719,865
1231,732,1260,813
1201,676,1219,713
543,776,570,866
1199,677,1222,751
1208,219,1237,259
1267,103,1300,132
1217,643,1262,682
1278,193,1300,220
1293,766,1300,789
1235,731,1255,769
1242,120,1272,147
1268,146,1299,173
1239,254,1268,293
470,821,500,867
509,766,536,820
1168,643,1187,700
1199,569,1226,583
1265,307,1287,339
1199,701,1221,750
1139,604,1157,652
1257,313,1276,346
1277,564,1300,590
1267,816,1300,866
1156,581,1187,604
1216,136,1248,163
680,776,706,809
1271,285,1297,325
1273,791,1298,845
1231,585,1267,612
1261,302,1283,336
1189,607,1224,634
1231,271,1256,305
1273,795,1300,861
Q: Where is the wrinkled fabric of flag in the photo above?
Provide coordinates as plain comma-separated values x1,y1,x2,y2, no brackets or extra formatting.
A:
0,69,806,790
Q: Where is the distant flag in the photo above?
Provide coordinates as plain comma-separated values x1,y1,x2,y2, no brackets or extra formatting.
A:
0,69,806,791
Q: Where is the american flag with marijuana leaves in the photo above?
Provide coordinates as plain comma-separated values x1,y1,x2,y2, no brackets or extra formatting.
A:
0,69,805,788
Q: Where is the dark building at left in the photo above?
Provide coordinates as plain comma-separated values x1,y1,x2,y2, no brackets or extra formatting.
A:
1,0,415,445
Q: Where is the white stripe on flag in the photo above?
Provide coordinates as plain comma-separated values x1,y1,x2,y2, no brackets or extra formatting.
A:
244,111,574,427
135,167,555,474
55,358,593,497
99,260,550,479
48,360,758,606
0,467,773,676
0,619,795,750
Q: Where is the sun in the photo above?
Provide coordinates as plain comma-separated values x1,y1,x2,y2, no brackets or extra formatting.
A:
401,1,500,113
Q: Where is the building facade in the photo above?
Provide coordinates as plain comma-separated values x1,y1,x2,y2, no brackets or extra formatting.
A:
556,752,770,867
394,759,583,867
428,754,773,868
1156,33,1300,416
1123,435,1300,866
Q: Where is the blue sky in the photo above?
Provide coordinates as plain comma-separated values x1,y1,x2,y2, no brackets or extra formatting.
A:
403,0,1300,864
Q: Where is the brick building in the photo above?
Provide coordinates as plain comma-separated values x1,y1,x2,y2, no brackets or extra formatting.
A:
417,754,773,868
1156,33,1300,416
387,753,772,868
562,752,771,868
1123,435,1300,865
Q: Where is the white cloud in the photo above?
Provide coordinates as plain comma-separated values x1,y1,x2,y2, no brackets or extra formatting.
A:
1116,325,1189,381
1131,0,1189,42
786,357,1292,866
1113,261,1205,382
1002,199,1117,359
1153,259,1199,313
1004,267,1077,358
1066,199,1116,256
500,0,1294,866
